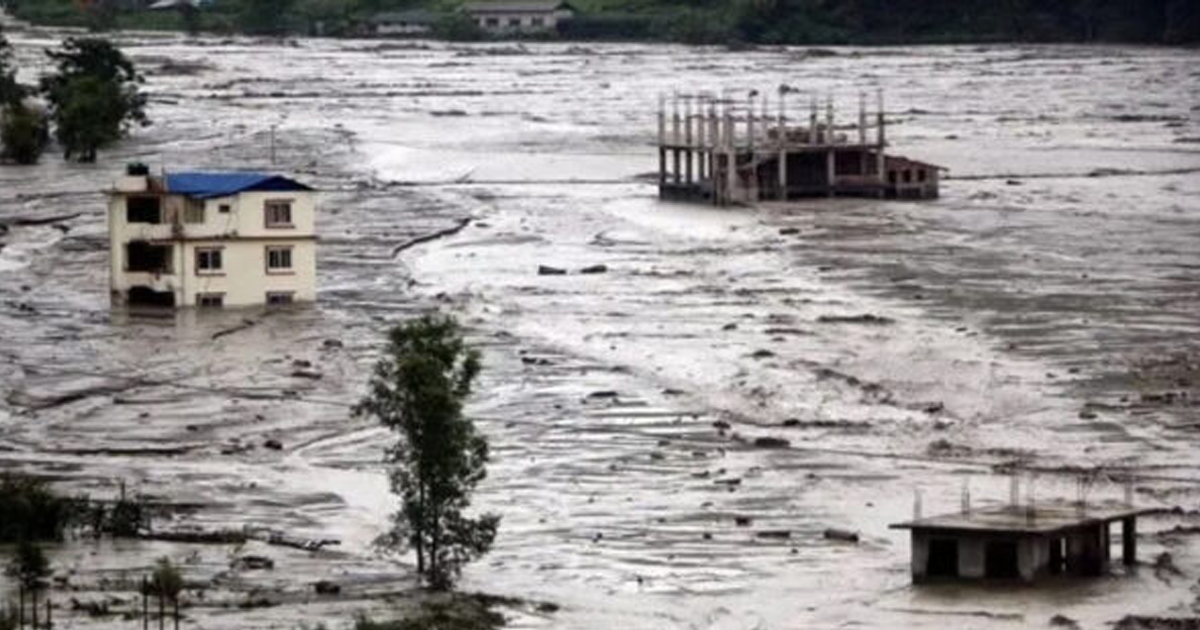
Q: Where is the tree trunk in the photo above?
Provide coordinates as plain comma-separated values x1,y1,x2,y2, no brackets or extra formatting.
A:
416,479,426,579
18,584,24,629
30,590,38,629
173,597,179,630
158,594,164,630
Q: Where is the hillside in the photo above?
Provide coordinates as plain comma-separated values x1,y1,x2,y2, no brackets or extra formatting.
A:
3,0,1198,44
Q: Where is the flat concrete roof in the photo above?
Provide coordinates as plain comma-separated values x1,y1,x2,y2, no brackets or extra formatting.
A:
890,502,1156,536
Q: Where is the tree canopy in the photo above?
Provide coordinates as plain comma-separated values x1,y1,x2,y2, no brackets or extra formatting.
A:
39,37,147,162
357,314,499,591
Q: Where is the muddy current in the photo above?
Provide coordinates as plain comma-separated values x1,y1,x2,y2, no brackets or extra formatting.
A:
1,22,1200,630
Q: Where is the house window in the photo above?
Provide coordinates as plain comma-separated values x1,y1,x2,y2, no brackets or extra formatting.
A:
264,200,293,228
508,17,521,27
902,170,912,183
195,247,223,274
266,246,293,273
918,169,927,182
887,170,897,184
126,196,162,224
531,16,544,26
485,17,499,26
196,293,224,308
266,291,294,305
219,204,231,214
184,202,204,224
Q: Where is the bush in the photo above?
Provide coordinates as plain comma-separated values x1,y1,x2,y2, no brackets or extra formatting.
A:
1,104,50,165
432,13,485,41
0,474,76,542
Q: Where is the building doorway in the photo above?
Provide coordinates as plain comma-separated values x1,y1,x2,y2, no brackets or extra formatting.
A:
985,540,1021,579
926,538,959,577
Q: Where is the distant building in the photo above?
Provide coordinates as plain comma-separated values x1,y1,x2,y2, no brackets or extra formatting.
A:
369,10,439,37
463,1,576,34
107,170,317,308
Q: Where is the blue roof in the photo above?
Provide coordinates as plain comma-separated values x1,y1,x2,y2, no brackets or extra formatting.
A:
165,172,313,199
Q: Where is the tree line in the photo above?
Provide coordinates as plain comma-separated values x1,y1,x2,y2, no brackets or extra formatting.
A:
4,0,1198,42
0,28,146,165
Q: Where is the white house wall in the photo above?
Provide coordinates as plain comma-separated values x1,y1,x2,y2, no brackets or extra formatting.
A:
108,185,318,307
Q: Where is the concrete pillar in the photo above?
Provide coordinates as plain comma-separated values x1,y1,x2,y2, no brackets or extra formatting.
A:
958,536,985,579
747,95,756,152
658,148,666,185
858,92,867,145
657,94,665,146
809,98,818,144
826,149,836,196
826,97,835,145
911,532,929,580
1123,518,1137,565
672,95,680,146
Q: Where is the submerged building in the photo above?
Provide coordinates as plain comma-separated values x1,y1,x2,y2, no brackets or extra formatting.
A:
657,90,943,205
107,169,317,308
891,502,1151,583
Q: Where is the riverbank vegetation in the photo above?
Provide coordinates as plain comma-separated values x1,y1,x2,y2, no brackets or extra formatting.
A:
3,0,1198,44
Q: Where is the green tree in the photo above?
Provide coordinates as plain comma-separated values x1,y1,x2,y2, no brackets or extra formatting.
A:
239,0,297,35
1,103,49,164
0,28,24,107
8,540,50,628
356,314,498,591
148,557,184,630
40,37,147,162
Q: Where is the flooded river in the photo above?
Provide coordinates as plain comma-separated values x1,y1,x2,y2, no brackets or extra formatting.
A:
2,21,1200,629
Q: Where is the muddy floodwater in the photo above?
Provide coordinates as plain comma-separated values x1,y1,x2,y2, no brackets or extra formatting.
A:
2,20,1200,629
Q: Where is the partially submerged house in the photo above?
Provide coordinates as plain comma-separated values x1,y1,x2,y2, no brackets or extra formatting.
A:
891,502,1152,583
464,1,576,34
657,90,943,205
368,10,439,37
107,169,317,308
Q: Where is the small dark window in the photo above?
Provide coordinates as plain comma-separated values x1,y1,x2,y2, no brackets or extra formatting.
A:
126,196,162,224
888,170,897,184
264,200,293,228
266,292,294,305
508,17,521,26
219,204,231,214
196,248,223,274
485,17,499,26
531,16,544,26
918,169,927,182
903,170,912,183
926,538,959,578
197,293,224,308
266,246,293,272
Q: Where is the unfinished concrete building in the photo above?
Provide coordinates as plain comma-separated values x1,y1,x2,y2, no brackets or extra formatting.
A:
891,500,1151,583
657,90,942,205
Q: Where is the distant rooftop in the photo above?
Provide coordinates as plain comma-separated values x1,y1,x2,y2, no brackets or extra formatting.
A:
463,1,576,14
370,9,440,25
164,172,313,199
891,502,1155,536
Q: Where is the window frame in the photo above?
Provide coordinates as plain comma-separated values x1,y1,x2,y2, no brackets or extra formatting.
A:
126,196,163,224
183,201,205,224
265,245,294,274
264,199,295,229
218,203,232,214
195,247,224,275
266,291,295,306
196,293,225,308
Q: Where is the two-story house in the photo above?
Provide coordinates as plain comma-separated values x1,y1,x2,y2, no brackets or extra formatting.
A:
107,170,317,308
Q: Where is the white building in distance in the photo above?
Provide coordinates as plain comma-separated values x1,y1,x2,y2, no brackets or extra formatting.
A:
464,1,576,34
107,170,317,308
